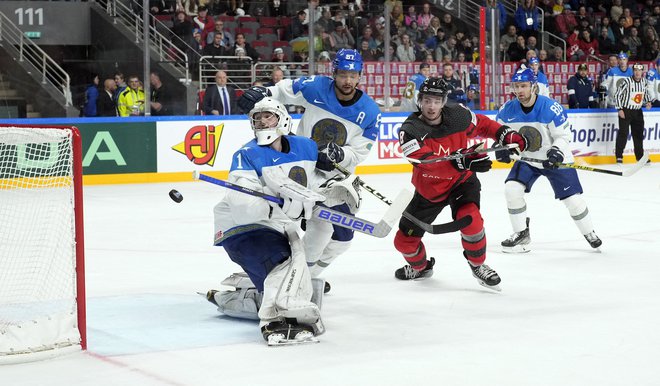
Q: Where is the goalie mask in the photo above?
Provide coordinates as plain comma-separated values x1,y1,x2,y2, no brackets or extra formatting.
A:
249,98,292,145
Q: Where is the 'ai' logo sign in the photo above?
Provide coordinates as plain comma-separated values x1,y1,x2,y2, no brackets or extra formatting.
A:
171,124,224,166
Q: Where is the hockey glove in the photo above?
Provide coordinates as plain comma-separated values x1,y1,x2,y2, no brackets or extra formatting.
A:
280,196,315,220
316,142,345,171
542,146,564,169
496,126,528,155
493,142,512,163
451,143,492,173
238,86,272,113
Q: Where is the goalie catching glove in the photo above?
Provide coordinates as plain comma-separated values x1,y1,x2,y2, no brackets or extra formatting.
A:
451,143,492,173
319,174,362,214
316,142,345,171
496,126,528,161
238,86,272,113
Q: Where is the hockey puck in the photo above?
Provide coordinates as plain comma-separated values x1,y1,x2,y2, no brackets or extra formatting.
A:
169,189,183,203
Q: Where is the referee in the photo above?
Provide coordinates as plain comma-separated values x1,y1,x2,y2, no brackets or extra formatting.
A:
614,63,652,164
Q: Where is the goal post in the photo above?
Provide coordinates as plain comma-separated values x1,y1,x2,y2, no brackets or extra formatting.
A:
0,124,86,362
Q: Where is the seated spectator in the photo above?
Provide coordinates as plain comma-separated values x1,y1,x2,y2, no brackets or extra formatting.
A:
515,0,539,38
264,68,285,87
507,35,527,62
358,26,378,50
192,6,214,42
578,29,600,59
406,20,424,44
359,39,381,61
292,50,309,77
206,19,234,49
436,36,458,62
318,50,332,63
230,33,259,62
202,33,227,58
500,25,518,60
555,7,578,39
417,2,433,31
548,46,565,61
566,26,584,61
396,33,416,62
526,35,539,57
538,49,549,61
290,10,308,40
440,13,458,38
405,5,417,27
611,16,628,44
426,16,442,38
316,8,335,34
642,39,660,61
171,10,193,51
379,42,398,62
150,0,175,15
424,27,446,51
270,48,291,78
331,21,355,51
597,26,619,56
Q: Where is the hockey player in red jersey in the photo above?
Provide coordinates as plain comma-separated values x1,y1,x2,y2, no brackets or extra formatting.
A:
393,77,528,291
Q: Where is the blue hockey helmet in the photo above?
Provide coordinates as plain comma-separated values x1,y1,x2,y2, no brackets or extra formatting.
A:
333,48,363,73
511,68,537,84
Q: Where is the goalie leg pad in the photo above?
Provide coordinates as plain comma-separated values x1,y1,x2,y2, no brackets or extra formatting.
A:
213,288,262,320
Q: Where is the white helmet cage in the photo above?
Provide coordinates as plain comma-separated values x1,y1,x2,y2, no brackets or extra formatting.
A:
249,97,292,145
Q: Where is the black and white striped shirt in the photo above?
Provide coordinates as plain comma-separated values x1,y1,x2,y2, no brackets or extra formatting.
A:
615,77,651,110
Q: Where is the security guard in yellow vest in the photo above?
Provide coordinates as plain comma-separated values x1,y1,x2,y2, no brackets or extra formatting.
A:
117,76,145,116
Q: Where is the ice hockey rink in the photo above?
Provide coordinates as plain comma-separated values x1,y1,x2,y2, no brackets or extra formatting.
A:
3,164,660,386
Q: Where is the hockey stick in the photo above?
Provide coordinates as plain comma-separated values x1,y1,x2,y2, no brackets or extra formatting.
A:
193,171,410,238
405,144,519,164
512,150,649,177
402,211,473,234
331,162,468,234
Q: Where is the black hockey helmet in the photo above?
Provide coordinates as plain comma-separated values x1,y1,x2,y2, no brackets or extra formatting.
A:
419,77,451,98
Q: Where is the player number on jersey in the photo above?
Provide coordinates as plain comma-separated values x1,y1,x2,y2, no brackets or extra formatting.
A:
403,82,415,99
550,102,562,116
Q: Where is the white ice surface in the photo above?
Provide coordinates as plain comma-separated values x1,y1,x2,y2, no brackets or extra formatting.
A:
2,164,660,386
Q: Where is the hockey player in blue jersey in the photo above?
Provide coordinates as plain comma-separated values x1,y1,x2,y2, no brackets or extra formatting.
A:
646,59,660,107
399,62,431,112
207,98,327,345
528,57,550,97
495,68,602,253
602,52,633,108
238,48,381,292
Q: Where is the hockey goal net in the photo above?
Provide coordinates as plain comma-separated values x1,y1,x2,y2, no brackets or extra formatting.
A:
0,124,86,362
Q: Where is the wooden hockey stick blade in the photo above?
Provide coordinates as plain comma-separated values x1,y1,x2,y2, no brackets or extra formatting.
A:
405,144,519,164
402,211,473,234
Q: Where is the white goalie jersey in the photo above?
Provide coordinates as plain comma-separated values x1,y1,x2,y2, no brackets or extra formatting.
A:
213,135,319,245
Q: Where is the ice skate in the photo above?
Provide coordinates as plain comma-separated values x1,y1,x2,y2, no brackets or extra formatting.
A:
394,257,435,280
469,263,502,292
262,322,319,346
501,217,531,253
584,231,602,249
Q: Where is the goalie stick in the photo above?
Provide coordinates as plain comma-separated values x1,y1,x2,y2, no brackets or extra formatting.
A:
193,171,410,238
512,150,649,177
405,143,519,164
331,162,467,234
